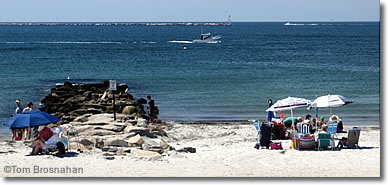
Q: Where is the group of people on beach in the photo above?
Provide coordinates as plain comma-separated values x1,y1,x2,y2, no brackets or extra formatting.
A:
11,99,68,155
256,98,347,149
11,99,34,141
266,98,344,134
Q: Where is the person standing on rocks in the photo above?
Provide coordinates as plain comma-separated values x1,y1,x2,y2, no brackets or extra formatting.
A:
147,95,155,122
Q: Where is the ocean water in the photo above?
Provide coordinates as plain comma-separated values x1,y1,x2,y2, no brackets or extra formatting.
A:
0,22,380,134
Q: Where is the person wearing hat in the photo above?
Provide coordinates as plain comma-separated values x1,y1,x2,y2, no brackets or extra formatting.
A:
15,99,22,115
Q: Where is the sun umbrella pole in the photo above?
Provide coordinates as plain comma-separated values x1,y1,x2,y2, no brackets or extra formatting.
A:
330,108,332,116
291,109,296,149
315,107,318,134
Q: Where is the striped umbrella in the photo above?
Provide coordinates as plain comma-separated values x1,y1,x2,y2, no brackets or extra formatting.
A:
266,97,311,149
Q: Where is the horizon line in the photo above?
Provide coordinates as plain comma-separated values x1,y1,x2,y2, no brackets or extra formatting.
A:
0,20,380,23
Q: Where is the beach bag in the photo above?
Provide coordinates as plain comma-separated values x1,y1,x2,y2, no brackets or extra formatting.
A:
260,125,271,148
270,142,283,150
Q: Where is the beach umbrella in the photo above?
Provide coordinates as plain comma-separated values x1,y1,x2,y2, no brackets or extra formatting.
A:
266,97,311,112
266,97,311,149
3,110,60,129
310,94,352,132
311,94,352,108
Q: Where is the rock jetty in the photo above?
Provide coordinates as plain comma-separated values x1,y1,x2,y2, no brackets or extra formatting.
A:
40,80,151,124
38,80,193,160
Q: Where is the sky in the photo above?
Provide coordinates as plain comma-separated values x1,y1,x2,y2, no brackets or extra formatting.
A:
0,0,380,22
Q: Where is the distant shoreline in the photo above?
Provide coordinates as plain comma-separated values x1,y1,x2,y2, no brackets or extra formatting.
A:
0,21,379,27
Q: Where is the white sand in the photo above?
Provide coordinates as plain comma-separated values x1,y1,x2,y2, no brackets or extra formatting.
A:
0,124,380,177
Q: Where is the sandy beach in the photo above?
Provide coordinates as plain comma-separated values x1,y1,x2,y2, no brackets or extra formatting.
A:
0,122,380,177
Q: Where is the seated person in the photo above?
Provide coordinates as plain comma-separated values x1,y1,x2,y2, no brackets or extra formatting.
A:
336,119,346,133
302,114,316,133
42,126,67,152
329,115,340,123
319,124,335,146
31,126,53,155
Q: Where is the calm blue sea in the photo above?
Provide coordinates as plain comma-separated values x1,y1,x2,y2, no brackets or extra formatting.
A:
0,22,380,134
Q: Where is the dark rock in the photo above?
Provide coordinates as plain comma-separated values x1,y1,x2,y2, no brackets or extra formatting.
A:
117,83,128,93
177,147,196,153
79,138,95,148
107,147,118,153
137,98,147,104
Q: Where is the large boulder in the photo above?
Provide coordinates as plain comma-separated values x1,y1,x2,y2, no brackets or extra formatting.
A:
117,83,128,93
105,136,128,147
127,134,144,146
137,98,147,104
131,149,162,160
79,138,95,149
69,143,89,152
81,130,116,136
122,106,137,115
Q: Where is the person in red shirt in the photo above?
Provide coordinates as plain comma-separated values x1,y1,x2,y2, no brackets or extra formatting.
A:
31,126,53,155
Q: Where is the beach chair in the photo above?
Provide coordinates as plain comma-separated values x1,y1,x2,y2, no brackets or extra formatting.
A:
297,123,310,137
318,132,333,151
338,127,361,149
298,135,316,150
327,122,338,138
251,120,262,149
346,128,360,148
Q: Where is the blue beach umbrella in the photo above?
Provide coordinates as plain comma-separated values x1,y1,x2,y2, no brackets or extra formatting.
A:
3,110,60,129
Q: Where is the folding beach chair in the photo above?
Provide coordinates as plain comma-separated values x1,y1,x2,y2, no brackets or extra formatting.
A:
251,120,262,149
318,132,333,151
327,122,338,139
298,135,316,150
338,127,361,149
297,123,310,137
346,128,360,148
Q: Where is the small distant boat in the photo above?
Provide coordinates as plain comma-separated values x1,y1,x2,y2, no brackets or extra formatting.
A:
284,22,291,26
192,33,221,43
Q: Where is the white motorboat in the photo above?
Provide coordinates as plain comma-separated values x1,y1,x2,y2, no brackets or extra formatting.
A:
192,33,221,43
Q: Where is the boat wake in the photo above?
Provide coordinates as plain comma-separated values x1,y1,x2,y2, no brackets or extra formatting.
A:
2,41,122,44
168,40,194,44
168,40,221,44
133,41,157,44
284,23,318,26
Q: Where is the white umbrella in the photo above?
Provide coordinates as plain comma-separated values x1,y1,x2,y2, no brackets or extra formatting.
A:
311,94,352,134
311,94,352,108
266,97,311,149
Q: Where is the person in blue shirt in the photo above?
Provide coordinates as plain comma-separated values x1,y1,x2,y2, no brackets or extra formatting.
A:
267,99,275,124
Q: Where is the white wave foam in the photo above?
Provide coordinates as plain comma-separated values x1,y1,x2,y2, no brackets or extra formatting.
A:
3,41,122,44
38,41,121,44
285,23,319,26
4,42,25,44
168,40,193,44
139,41,157,44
